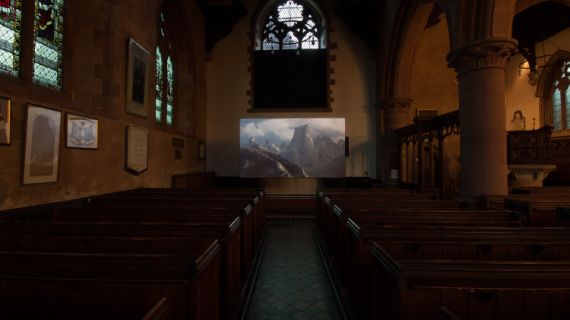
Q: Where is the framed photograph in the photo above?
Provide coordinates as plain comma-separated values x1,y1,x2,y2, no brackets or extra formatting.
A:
125,125,149,175
23,105,62,185
126,38,150,118
0,97,10,145
66,114,98,149
198,141,206,160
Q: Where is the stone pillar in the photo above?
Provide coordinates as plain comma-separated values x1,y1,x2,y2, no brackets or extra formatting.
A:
447,38,517,196
377,98,412,184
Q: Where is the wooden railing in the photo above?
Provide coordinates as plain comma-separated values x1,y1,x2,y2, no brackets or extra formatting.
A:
507,126,553,164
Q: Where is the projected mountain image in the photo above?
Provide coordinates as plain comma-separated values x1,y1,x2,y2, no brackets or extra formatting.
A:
240,118,346,178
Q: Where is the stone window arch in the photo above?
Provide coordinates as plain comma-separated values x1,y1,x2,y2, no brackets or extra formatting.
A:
0,0,65,90
251,0,329,110
155,6,175,126
538,50,570,134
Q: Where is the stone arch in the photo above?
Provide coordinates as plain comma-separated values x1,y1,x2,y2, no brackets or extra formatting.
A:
251,0,330,50
536,49,570,126
379,1,457,100
516,0,570,14
438,0,517,51
391,1,436,99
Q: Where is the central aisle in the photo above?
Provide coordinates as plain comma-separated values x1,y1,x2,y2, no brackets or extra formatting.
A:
246,221,342,320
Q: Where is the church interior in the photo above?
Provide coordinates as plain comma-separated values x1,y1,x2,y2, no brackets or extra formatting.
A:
1,0,570,319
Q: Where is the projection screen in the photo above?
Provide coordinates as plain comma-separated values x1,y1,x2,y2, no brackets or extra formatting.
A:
240,118,346,178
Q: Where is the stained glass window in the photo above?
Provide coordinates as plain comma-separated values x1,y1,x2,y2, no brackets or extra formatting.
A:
553,86,561,130
259,0,324,51
166,56,173,126
33,0,64,89
0,0,22,77
155,46,163,122
155,11,174,126
551,59,570,131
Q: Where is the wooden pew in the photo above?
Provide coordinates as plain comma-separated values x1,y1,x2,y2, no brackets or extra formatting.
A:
77,198,258,274
0,238,221,320
556,207,570,226
511,186,570,195
370,244,570,320
0,220,240,320
319,196,466,249
346,223,570,319
339,217,523,318
87,196,261,250
104,188,267,243
55,205,255,280
505,199,570,226
142,297,170,320
439,306,460,320
322,203,511,270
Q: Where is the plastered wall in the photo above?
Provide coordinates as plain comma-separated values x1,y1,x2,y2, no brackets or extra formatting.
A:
406,13,461,196
505,28,570,131
206,0,377,194
408,14,459,116
0,0,206,210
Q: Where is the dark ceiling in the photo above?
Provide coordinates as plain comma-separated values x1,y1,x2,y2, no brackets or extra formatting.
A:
199,1,570,56
199,0,380,54
334,0,379,51
512,1,570,69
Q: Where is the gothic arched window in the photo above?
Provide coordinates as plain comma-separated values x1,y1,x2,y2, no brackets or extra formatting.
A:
261,0,324,51
33,0,64,89
551,59,570,131
252,0,328,110
0,0,22,77
155,10,174,126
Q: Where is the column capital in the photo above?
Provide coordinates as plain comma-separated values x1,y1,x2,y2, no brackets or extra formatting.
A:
447,38,518,75
376,97,413,110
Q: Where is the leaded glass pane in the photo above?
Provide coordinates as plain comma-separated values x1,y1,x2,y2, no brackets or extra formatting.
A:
0,0,21,77
563,60,570,80
553,87,561,130
277,0,303,27
166,55,173,126
263,33,279,51
33,0,64,89
301,32,318,49
566,87,570,130
166,103,173,126
155,46,163,122
282,31,298,50
260,0,324,51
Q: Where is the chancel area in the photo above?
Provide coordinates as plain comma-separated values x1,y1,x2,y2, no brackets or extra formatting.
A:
1,0,570,319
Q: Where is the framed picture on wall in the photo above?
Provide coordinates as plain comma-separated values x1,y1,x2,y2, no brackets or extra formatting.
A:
125,125,149,175
66,113,98,149
126,38,150,118
0,97,11,145
23,104,62,185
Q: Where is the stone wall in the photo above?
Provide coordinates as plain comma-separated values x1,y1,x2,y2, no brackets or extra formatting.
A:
0,0,206,209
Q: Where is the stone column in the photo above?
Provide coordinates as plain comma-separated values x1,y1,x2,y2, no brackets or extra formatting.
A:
447,38,517,196
377,98,412,184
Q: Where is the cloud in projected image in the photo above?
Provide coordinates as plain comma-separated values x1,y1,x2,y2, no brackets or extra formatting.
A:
240,118,346,178
240,118,345,147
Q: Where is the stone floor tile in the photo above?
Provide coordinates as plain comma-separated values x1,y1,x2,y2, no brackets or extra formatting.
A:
245,221,342,320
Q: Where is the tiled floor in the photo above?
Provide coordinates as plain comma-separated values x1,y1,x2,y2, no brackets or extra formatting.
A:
246,221,342,320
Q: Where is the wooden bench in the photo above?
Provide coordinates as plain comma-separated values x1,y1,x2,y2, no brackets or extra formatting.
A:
87,196,263,248
511,186,570,195
323,204,516,270
370,243,570,320
505,199,570,226
556,207,570,225
142,297,170,320
0,220,240,319
105,189,267,243
0,238,221,320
